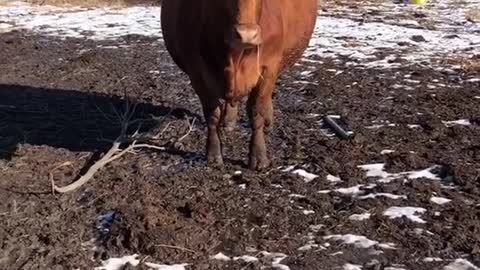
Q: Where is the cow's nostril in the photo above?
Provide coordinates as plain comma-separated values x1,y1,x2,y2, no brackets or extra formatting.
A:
234,24,261,46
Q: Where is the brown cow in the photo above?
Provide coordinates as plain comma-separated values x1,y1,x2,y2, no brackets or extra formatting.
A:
161,0,318,170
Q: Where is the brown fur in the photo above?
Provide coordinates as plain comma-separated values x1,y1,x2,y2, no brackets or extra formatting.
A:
161,0,318,169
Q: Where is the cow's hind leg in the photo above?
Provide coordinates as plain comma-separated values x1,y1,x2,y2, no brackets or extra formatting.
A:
247,74,276,170
223,101,239,132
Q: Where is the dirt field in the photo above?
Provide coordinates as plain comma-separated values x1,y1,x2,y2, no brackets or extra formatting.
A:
1,1,480,270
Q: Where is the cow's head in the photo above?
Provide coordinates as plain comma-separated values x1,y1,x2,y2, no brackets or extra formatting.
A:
230,0,263,49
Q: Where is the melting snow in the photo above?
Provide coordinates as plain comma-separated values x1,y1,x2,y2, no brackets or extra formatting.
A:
95,255,140,270
383,206,427,223
444,259,480,270
430,196,452,205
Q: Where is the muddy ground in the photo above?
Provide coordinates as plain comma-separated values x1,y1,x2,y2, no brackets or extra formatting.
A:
1,13,480,270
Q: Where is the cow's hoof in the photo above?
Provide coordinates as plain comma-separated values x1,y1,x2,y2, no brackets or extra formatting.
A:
207,154,224,167
249,156,270,171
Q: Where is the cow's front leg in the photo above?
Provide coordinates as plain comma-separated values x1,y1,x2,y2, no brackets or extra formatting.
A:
247,78,275,170
201,98,224,166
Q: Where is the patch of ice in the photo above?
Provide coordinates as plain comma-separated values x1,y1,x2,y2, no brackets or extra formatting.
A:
318,190,332,194
384,267,406,270
430,196,452,205
349,213,371,221
144,263,189,270
444,259,480,270
293,169,319,183
344,264,363,270
423,257,443,262
383,207,427,223
327,174,343,183
381,149,395,154
442,119,472,127
211,253,231,261
95,255,140,270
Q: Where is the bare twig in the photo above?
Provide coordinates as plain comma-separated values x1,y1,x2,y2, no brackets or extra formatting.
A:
50,98,194,193
178,117,196,142
49,161,73,194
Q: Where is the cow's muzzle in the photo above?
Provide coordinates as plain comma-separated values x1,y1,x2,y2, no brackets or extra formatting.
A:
232,24,262,49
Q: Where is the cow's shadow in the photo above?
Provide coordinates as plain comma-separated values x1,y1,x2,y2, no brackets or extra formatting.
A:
0,84,201,160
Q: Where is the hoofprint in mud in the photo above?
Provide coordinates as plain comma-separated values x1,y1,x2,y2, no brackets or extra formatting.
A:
0,1,479,270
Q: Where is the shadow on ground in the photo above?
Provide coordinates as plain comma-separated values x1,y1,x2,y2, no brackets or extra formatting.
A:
0,84,200,159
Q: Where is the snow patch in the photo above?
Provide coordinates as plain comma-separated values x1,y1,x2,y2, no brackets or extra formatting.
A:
349,213,371,221
211,253,231,261
442,119,472,127
335,184,376,196
95,255,139,270
323,234,394,250
344,264,363,270
358,193,407,200
444,259,480,270
327,174,343,183
383,207,427,223
359,163,440,183
293,169,319,183
430,196,452,205
0,2,162,40
423,257,443,262
233,255,259,263
144,263,189,270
